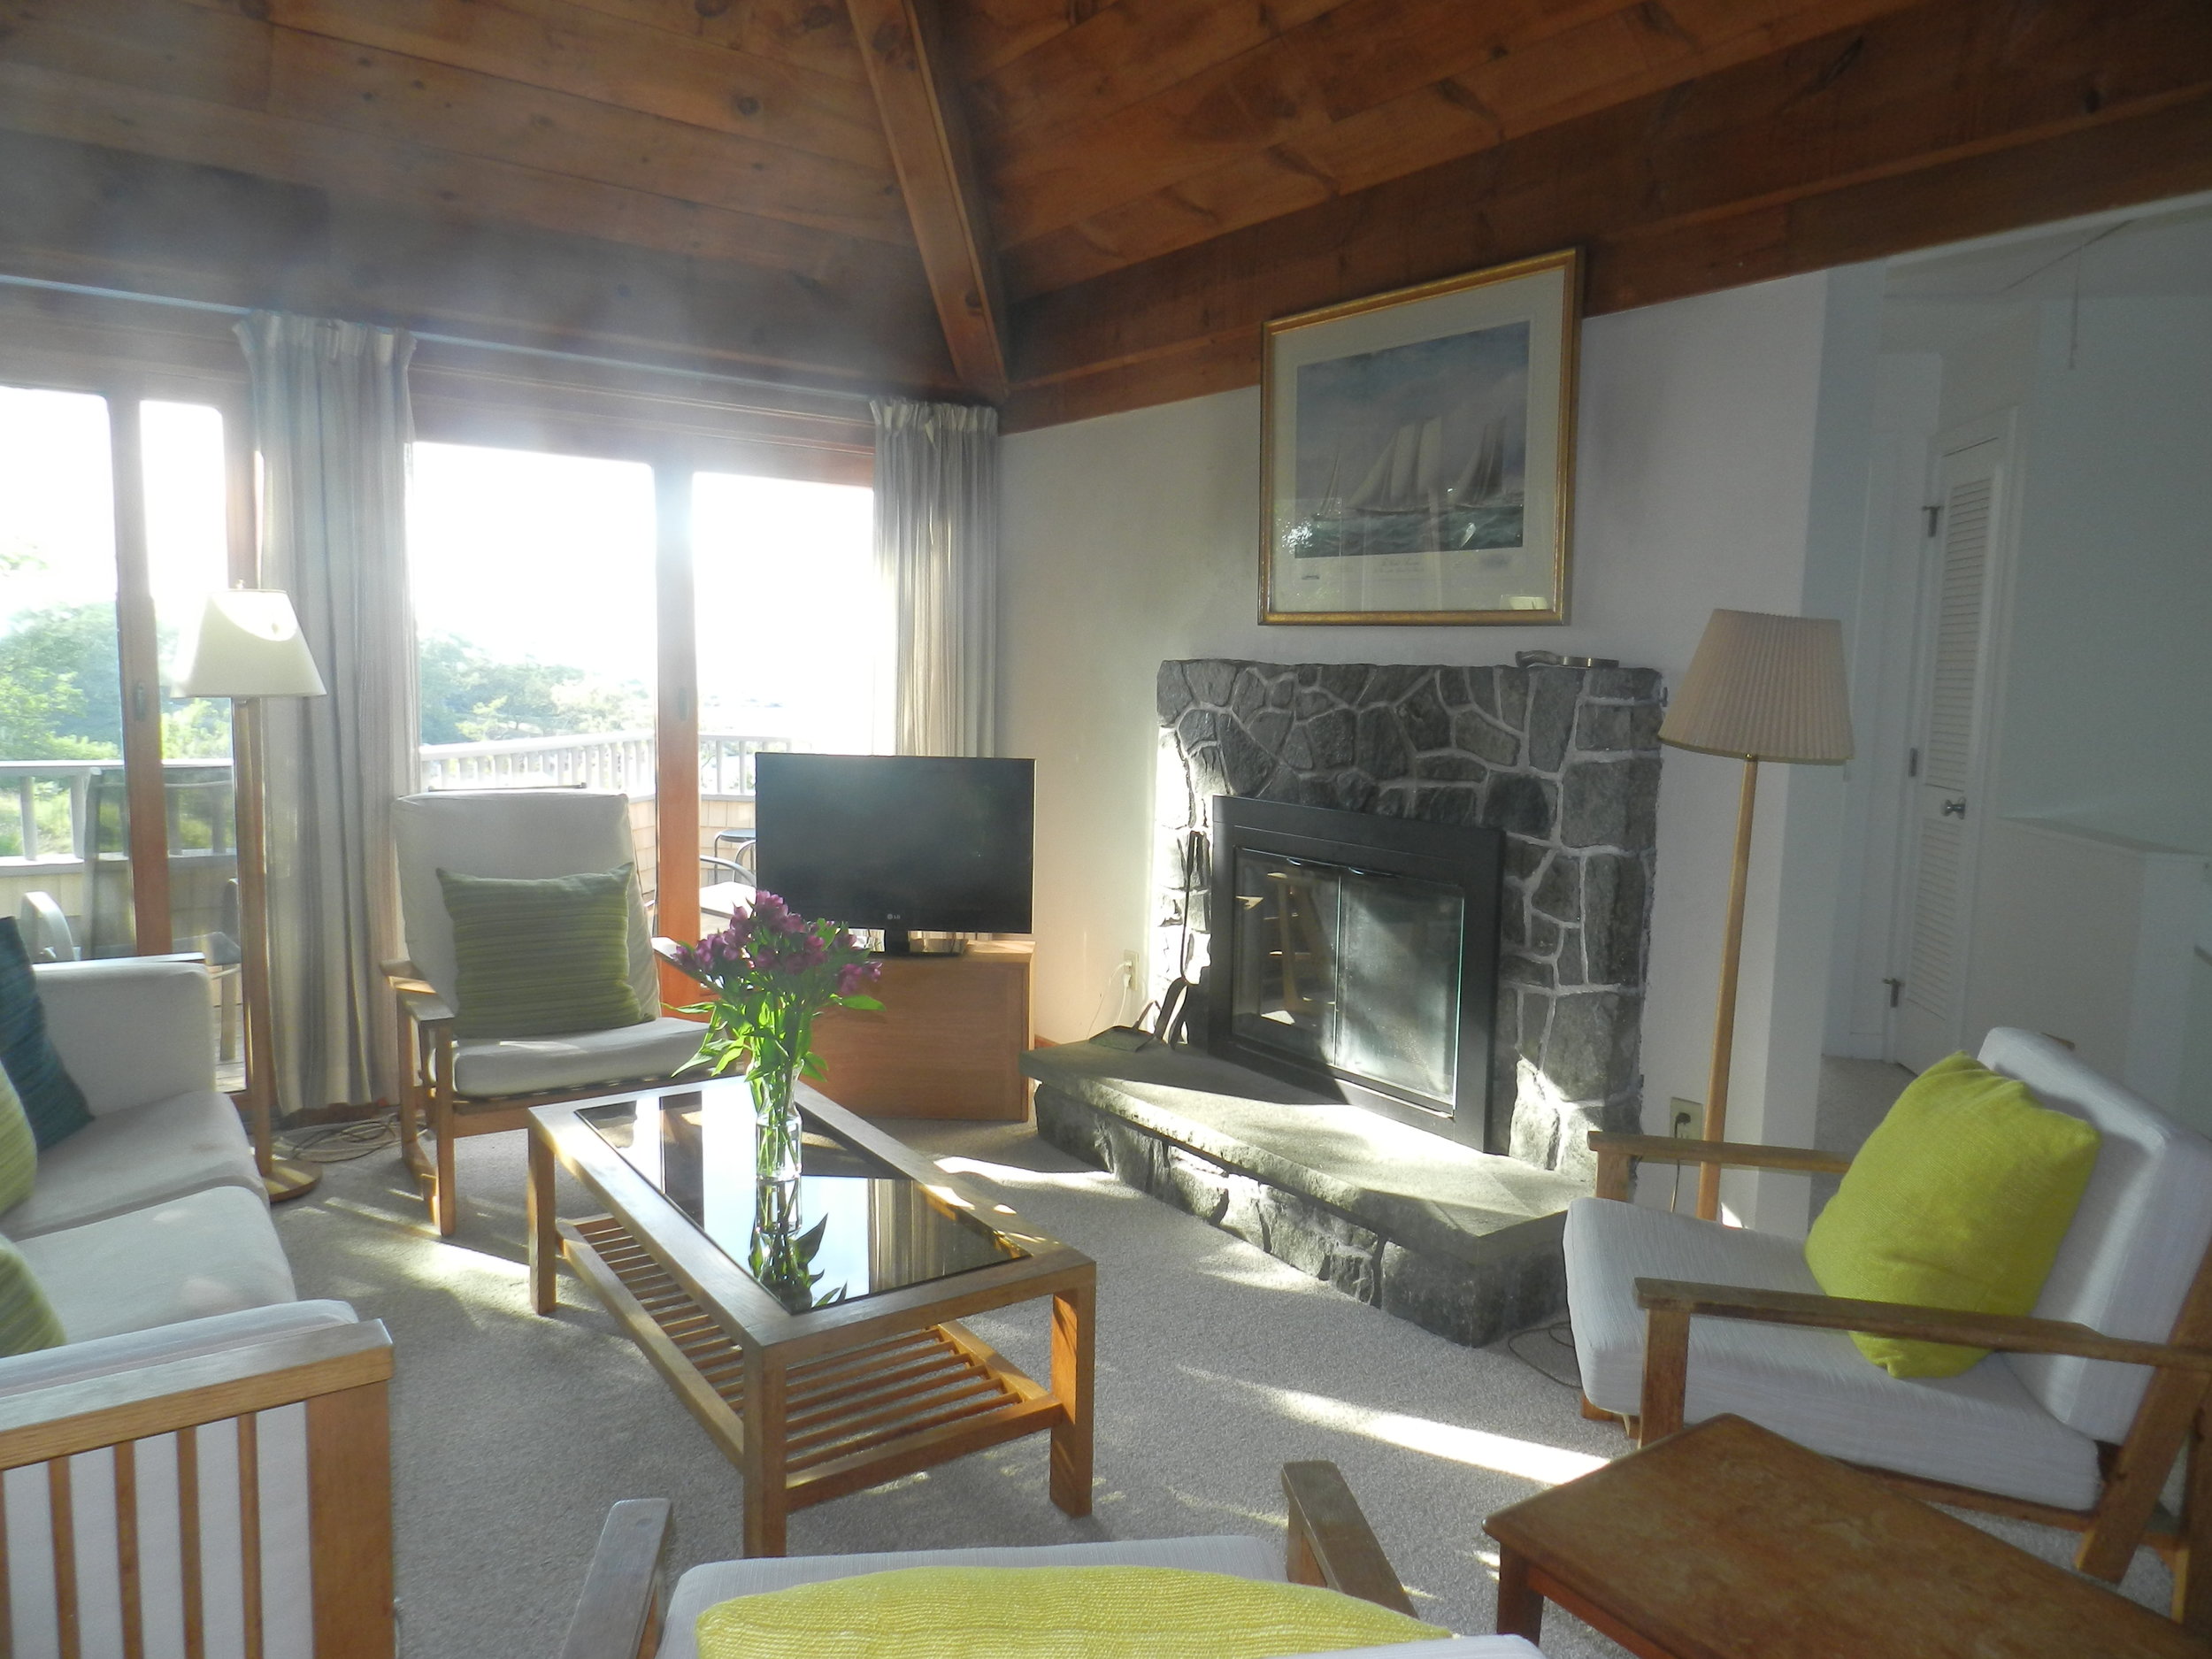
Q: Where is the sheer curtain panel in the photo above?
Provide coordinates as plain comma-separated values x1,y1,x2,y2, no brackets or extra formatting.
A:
236,312,419,1118
872,399,999,757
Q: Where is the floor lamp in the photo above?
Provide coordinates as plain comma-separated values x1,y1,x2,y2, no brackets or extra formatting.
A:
180,588,328,1203
1658,609,1853,1222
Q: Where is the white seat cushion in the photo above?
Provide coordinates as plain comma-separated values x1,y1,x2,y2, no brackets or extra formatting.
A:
655,1539,1531,1659
5,1089,262,1239
1978,1028,2212,1443
451,1017,703,1097
1564,1196,2103,1510
19,1185,296,1344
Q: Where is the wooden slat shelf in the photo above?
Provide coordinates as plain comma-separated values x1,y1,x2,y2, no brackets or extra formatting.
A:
560,1210,1065,1512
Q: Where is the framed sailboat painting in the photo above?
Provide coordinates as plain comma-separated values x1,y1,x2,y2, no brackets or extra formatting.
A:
1261,249,1580,625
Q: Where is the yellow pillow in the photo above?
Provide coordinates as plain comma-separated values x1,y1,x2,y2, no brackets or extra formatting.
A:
1804,1051,2100,1379
695,1566,1449,1659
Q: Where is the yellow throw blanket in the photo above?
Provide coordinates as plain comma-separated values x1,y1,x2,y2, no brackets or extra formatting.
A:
695,1565,1451,1658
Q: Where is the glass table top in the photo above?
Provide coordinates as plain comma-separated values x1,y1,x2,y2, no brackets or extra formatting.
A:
580,1092,1029,1314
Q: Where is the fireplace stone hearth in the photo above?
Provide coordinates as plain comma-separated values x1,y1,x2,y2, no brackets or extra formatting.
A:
1024,657,1664,1347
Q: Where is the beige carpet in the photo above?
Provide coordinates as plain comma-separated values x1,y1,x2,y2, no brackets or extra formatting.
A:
271,1114,2175,1658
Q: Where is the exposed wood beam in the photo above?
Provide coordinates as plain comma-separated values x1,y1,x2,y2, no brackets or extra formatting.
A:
848,0,1010,400
1002,0,2212,432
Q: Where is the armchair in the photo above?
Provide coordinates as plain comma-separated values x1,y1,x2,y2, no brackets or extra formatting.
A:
557,1463,1540,1659
386,790,705,1236
1565,1028,2212,1629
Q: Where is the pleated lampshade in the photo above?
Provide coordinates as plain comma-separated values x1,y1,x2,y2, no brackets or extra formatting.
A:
1659,609,1854,764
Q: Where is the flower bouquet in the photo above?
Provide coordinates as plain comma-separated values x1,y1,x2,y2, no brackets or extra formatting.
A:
668,893,883,1182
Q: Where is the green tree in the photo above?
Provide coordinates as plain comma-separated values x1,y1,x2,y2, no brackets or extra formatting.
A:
417,634,648,745
0,603,123,760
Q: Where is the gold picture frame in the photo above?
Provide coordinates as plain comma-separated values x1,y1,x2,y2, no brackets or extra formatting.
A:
1261,248,1581,626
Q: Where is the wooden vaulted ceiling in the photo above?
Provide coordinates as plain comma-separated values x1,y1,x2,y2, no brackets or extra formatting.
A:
0,0,2208,430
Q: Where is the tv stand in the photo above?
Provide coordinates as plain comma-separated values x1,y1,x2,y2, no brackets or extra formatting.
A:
810,941,1032,1120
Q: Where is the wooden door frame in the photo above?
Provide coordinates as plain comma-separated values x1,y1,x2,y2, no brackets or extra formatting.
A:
1886,409,2024,1066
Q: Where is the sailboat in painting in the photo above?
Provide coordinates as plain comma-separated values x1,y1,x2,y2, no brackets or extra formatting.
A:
1300,412,1524,558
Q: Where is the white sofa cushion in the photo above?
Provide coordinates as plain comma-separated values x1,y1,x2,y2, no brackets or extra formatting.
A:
450,1017,703,1098
657,1539,1533,1659
1978,1028,2212,1444
4,1088,262,1239
19,1186,297,1344
1564,1196,2103,1510
31,957,216,1112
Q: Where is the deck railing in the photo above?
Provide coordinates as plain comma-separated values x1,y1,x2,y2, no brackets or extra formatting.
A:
0,758,234,864
4,733,784,877
417,732,787,797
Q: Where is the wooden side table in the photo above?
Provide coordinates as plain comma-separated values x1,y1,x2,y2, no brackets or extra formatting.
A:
1484,1415,2208,1659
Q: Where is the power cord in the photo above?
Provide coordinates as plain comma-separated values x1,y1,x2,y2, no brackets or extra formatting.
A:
1503,1319,1581,1391
277,1110,399,1164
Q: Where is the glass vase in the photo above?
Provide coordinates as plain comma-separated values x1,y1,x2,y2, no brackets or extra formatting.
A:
748,1058,804,1183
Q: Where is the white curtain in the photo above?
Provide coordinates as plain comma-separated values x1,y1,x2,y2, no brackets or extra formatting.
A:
236,313,419,1118
872,399,999,757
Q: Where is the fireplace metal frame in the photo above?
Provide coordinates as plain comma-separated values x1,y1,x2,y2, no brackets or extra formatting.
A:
1201,796,1504,1153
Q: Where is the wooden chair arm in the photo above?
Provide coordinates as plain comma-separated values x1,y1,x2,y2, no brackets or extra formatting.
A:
558,1499,671,1659
1281,1460,1418,1618
1589,1133,1849,1200
382,956,438,997
1636,1279,2212,1371
1632,1277,2212,1440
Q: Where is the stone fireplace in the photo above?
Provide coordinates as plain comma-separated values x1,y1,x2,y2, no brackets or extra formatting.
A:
1156,659,1663,1180
1021,657,1664,1346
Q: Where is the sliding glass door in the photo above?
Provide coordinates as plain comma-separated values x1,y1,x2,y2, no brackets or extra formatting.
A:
0,378,249,1082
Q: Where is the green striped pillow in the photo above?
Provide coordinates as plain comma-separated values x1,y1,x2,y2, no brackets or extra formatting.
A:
438,864,644,1040
0,1066,35,1215
0,1235,64,1356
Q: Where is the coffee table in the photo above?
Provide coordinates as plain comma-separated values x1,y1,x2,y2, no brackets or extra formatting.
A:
527,1074,1095,1556
1484,1414,2208,1658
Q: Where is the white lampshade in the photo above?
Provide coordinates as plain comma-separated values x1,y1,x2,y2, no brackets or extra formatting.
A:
1659,608,1853,764
177,589,327,699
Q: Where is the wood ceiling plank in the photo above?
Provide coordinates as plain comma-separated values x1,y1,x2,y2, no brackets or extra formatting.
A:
1006,0,2212,399
264,0,891,170
0,129,958,391
0,0,272,106
848,0,1010,396
995,0,1936,293
938,0,1079,82
0,57,910,284
265,29,910,244
557,0,869,85
962,0,1347,145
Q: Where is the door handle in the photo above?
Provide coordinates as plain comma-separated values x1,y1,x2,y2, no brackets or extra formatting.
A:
1939,798,1967,818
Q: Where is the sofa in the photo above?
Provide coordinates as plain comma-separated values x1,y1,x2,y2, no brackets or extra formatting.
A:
0,956,393,1659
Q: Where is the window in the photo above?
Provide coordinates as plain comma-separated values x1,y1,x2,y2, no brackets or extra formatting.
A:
405,442,878,937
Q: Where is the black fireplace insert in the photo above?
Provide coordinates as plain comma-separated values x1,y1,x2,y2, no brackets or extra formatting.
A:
1201,796,1504,1153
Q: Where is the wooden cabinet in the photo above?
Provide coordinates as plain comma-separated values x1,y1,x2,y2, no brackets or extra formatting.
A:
810,941,1033,1121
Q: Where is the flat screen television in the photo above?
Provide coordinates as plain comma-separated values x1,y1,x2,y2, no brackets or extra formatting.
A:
752,753,1034,943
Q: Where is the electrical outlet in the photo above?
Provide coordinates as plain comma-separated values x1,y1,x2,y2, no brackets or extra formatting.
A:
1670,1097,1701,1137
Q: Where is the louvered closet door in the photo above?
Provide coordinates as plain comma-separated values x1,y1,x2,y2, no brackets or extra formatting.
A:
1893,435,2005,1071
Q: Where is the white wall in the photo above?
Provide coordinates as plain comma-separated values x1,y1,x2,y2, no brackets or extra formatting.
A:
1996,296,2212,852
1001,265,1884,1232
